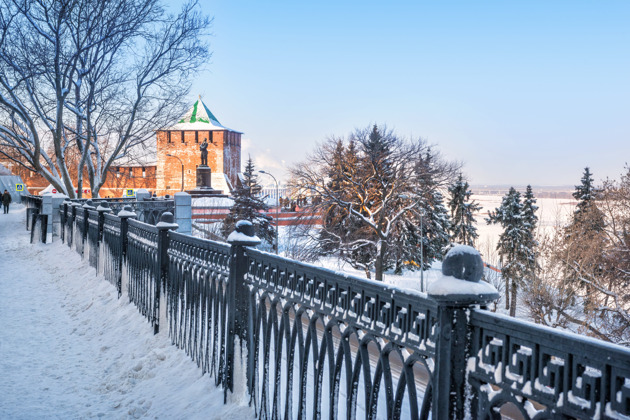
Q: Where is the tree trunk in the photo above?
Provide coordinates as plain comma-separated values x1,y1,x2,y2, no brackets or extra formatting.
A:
510,279,517,317
505,276,510,310
375,240,387,281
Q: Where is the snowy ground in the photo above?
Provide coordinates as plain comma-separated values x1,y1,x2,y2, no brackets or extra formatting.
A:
0,205,254,419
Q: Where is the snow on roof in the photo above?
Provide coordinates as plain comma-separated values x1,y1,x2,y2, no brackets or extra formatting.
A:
166,97,242,133
191,195,234,207
211,172,233,193
112,140,158,167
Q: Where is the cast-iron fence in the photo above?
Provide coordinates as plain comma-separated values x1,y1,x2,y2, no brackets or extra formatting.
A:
28,208,630,419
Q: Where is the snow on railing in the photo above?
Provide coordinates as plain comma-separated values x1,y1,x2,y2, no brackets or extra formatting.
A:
31,208,630,420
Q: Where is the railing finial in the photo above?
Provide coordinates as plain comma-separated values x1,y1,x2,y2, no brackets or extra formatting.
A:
227,220,262,246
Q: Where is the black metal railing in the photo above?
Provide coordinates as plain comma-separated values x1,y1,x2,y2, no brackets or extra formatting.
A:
166,231,231,384
29,212,47,244
23,195,43,231
126,218,162,334
26,207,630,420
87,209,99,269
74,206,87,257
102,212,124,297
63,198,174,225
244,248,438,419
468,309,630,419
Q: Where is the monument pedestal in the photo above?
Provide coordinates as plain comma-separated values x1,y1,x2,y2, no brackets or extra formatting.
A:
186,165,227,197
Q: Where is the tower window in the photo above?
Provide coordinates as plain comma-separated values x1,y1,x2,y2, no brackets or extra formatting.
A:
209,131,213,143
181,131,185,143
195,131,198,143
167,131,171,143
129,168,133,177
142,167,146,178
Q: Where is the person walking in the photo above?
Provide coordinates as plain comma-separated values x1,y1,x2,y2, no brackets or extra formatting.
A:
2,189,12,214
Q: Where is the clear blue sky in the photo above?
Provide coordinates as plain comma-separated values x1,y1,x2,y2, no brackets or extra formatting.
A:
189,0,630,186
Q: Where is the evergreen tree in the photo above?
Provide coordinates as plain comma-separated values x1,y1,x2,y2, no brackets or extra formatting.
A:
486,187,529,317
571,167,605,232
561,168,606,310
291,124,461,280
221,157,276,247
422,188,451,269
402,149,452,271
320,139,350,252
521,185,539,282
356,125,398,279
448,174,482,246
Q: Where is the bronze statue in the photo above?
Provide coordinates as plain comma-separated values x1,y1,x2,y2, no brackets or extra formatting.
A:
200,139,208,166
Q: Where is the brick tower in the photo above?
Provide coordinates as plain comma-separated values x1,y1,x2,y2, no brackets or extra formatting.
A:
156,97,242,195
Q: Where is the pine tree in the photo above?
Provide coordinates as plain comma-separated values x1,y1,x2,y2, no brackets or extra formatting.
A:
422,188,451,268
571,167,604,232
408,149,452,271
448,174,482,246
221,157,275,246
486,187,529,317
357,125,398,279
521,185,539,278
561,168,606,310
291,124,461,281
320,139,349,252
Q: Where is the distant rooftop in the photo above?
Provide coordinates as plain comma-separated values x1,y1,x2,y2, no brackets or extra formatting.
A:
166,96,242,133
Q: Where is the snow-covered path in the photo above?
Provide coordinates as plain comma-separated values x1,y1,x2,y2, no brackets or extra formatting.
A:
0,206,253,419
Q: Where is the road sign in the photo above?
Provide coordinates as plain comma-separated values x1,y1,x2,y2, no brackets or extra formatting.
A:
15,183,24,192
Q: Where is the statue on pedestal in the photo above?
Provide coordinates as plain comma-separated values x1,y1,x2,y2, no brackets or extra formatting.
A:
200,139,208,166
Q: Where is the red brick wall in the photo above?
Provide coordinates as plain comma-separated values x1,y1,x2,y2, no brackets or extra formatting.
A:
100,166,156,197
3,127,241,197
156,129,240,195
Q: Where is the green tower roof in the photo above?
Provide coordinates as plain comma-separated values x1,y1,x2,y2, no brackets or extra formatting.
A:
167,97,241,133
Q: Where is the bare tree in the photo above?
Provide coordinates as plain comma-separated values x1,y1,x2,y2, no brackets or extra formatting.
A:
0,0,210,197
525,167,630,345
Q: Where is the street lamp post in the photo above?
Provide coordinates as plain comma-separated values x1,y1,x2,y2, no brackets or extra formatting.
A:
259,170,279,254
166,154,184,192
420,211,424,292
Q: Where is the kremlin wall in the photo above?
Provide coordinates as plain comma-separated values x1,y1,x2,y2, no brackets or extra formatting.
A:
2,98,241,198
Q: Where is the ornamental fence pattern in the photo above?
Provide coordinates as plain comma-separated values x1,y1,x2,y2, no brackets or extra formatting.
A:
32,205,630,419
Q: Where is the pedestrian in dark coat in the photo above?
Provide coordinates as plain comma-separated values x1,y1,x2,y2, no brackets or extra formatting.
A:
2,190,11,214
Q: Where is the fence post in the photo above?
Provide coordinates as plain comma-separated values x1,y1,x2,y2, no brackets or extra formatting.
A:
52,195,67,240
96,202,112,274
41,194,53,243
69,202,81,248
226,220,261,403
81,200,95,258
155,211,178,335
174,192,192,235
60,201,69,243
428,245,499,420
117,206,137,298
96,202,112,242
136,188,151,201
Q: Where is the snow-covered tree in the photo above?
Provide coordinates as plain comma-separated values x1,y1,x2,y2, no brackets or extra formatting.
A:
486,187,532,317
291,124,460,280
521,185,539,277
221,157,275,247
571,167,605,233
0,0,211,197
448,174,481,246
526,168,630,344
421,188,451,269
